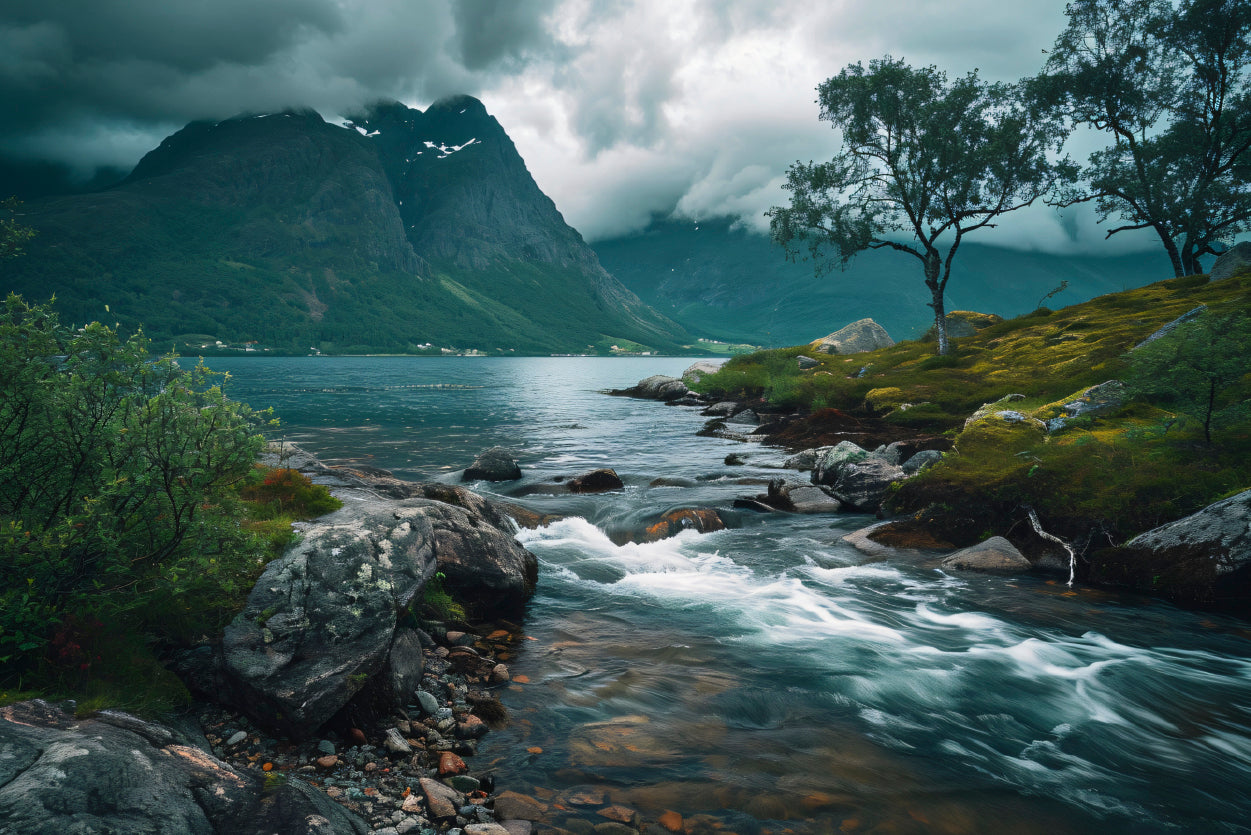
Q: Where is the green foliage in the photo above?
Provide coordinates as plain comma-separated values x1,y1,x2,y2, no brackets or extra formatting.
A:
0,294,269,679
768,57,1070,354
1124,311,1251,442
420,572,466,623
1,197,35,260
1040,0,1251,276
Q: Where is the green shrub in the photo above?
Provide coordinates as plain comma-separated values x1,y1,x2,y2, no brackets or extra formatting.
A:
0,294,269,680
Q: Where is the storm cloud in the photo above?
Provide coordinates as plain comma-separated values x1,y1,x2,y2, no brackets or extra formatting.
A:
0,0,1154,253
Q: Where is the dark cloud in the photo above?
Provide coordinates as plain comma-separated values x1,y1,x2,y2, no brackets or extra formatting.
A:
0,0,1177,254
452,0,560,70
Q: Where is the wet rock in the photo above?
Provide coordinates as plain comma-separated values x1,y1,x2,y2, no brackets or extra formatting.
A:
383,627,427,706
494,791,548,821
597,805,639,825
629,508,728,543
1089,488,1251,605
447,774,482,793
701,401,741,417
456,714,489,739
811,441,875,487
463,448,522,482
724,452,746,466
657,810,684,833
782,447,826,471
783,485,844,514
501,821,533,835
725,409,759,426
567,469,625,493
421,776,463,820
621,375,690,401
417,690,441,715
830,458,905,513
593,822,637,835
490,663,511,684
0,700,369,835
466,825,511,835
940,537,1032,574
385,727,414,755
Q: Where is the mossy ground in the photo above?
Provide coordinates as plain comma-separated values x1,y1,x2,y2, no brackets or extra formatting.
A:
693,271,1251,556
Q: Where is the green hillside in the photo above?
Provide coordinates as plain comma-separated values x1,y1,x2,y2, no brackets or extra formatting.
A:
594,216,1171,346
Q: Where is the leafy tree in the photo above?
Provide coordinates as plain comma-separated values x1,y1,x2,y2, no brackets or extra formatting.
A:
1040,0,1251,277
768,58,1069,355
1125,310,1251,443
1,197,34,260
0,295,269,669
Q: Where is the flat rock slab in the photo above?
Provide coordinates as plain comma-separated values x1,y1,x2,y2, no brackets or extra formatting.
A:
0,700,368,835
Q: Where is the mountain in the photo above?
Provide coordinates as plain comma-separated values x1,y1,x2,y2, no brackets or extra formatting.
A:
592,216,1173,346
0,99,687,355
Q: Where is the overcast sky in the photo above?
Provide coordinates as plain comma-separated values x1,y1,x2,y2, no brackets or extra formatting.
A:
0,0,1159,252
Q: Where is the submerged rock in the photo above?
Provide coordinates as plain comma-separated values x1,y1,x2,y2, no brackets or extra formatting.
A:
464,447,522,482
567,468,625,493
626,507,728,542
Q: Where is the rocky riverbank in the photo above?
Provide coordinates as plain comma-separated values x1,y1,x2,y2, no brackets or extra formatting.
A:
0,448,568,835
615,365,1251,609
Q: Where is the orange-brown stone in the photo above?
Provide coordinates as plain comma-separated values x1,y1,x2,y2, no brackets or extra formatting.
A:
657,810,684,833
438,751,468,776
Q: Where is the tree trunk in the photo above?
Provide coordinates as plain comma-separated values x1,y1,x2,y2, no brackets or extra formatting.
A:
1156,224,1186,277
924,253,948,355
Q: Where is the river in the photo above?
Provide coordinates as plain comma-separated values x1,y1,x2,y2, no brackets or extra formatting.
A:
208,356,1251,834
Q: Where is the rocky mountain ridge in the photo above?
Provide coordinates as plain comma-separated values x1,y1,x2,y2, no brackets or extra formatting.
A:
0,98,686,355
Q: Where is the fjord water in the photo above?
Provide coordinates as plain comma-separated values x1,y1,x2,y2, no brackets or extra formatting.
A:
210,356,1251,833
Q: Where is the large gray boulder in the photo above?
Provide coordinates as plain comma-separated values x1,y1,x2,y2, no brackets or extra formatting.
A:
463,447,522,482
222,500,439,738
811,318,894,355
941,537,1032,574
1210,241,1251,281
631,374,690,401
220,495,538,738
811,441,876,487
830,458,906,513
0,700,368,835
1089,489,1251,605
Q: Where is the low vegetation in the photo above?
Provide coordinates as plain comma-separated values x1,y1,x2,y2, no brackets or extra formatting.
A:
0,295,341,715
693,271,1251,547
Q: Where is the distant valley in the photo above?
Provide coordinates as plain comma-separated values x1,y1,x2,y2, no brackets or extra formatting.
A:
594,217,1172,347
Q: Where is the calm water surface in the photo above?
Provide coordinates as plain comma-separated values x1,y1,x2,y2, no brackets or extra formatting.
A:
209,356,1251,834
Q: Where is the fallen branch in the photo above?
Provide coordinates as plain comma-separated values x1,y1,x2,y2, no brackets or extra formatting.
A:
1026,507,1076,587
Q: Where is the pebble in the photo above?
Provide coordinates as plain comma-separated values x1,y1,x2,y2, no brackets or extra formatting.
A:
417,691,441,715
226,730,248,746
317,739,336,755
